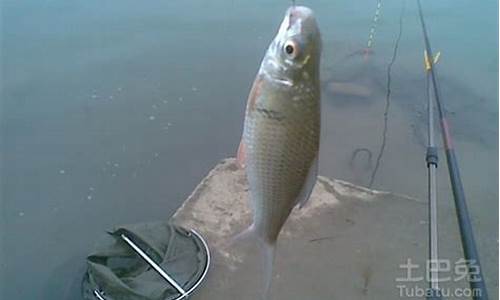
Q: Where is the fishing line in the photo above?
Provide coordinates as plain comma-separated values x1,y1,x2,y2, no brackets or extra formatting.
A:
368,2,405,188
349,148,373,170
344,0,382,60
365,0,383,55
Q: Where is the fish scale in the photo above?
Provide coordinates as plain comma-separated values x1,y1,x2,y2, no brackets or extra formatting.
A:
234,5,321,298
243,59,320,243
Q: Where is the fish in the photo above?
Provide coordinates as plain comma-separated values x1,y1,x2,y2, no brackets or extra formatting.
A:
235,5,322,297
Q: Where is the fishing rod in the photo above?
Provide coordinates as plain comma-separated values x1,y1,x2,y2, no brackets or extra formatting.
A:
424,53,441,299
417,1,489,299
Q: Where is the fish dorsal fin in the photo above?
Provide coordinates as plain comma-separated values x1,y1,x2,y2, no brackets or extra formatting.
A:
236,140,246,168
296,155,318,209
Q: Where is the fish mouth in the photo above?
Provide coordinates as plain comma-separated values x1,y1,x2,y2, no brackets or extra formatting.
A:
287,6,314,19
277,6,316,38
286,6,314,28
260,5,320,82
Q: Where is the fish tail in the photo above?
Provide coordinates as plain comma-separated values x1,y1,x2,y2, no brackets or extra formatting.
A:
260,239,276,300
230,224,277,299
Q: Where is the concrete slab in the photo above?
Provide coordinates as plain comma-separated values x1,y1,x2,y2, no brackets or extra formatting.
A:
172,158,430,299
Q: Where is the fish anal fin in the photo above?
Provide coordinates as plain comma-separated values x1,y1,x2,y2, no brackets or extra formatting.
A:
296,156,318,209
230,223,255,245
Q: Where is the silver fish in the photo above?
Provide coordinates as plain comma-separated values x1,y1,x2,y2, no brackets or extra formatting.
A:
235,5,321,296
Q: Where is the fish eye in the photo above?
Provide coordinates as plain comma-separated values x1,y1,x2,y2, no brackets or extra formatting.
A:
283,40,299,58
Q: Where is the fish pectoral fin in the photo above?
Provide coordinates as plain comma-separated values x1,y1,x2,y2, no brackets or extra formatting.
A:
296,156,318,209
236,139,246,168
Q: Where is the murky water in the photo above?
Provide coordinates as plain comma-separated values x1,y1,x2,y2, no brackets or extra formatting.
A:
1,0,497,299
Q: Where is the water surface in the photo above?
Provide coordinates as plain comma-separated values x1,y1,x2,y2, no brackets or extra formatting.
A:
1,0,497,298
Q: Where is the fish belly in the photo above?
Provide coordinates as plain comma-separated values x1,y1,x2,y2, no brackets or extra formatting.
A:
244,99,319,243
